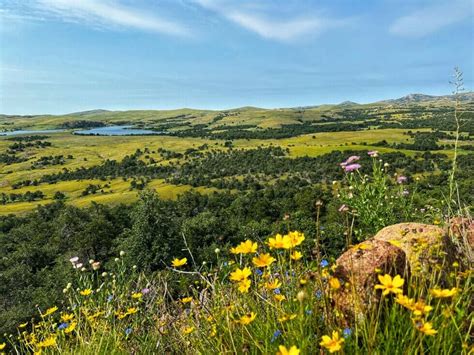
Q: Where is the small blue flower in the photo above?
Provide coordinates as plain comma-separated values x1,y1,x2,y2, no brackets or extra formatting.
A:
223,262,228,266
125,327,132,336
58,322,68,330
305,309,313,315
320,259,329,268
271,329,281,342
273,288,281,294
107,295,114,302
315,290,322,299
255,269,263,276
343,327,352,338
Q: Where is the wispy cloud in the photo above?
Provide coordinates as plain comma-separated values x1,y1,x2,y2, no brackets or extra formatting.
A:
193,0,348,41
389,0,473,38
33,0,189,36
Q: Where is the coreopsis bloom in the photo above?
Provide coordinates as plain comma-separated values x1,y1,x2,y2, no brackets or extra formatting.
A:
37,336,57,348
320,331,344,353
267,234,291,249
181,297,193,304
183,326,195,334
415,321,438,336
287,231,305,247
42,306,58,317
395,294,415,310
64,322,77,334
126,307,138,315
274,294,286,302
374,274,404,295
131,292,143,300
329,278,341,290
61,313,74,322
430,288,458,298
411,300,433,317
237,312,256,325
0,343,5,350
266,279,282,290
252,253,276,267
80,289,93,296
290,251,303,261
171,257,187,267
238,279,251,293
277,345,300,355
230,240,258,254
230,267,252,282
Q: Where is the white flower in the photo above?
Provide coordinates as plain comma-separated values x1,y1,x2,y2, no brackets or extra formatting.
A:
119,250,126,256
81,267,86,272
69,256,79,264
75,263,83,269
92,262,101,270
101,272,108,277
214,248,220,254
114,258,120,262
66,283,72,289
89,259,95,264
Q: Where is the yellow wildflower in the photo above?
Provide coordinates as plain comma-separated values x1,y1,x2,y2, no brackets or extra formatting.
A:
252,253,276,267
329,277,341,290
238,279,251,293
229,267,252,282
42,306,58,317
320,331,344,353
126,307,138,315
287,231,305,247
395,294,415,310
210,324,217,337
183,326,195,334
416,320,438,336
61,313,74,322
80,289,92,296
131,292,143,300
181,297,193,304
267,234,292,249
230,240,258,254
299,278,308,285
374,274,404,295
290,251,303,261
37,336,56,348
277,345,300,355
266,279,282,290
430,288,458,298
64,322,77,334
0,343,5,350
411,300,433,317
236,312,256,325
274,294,286,302
171,257,187,267
19,322,28,328
278,314,297,322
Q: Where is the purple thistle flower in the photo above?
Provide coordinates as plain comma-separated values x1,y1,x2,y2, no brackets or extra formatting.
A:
274,288,281,294
344,163,361,172
141,288,150,295
397,176,407,184
341,155,360,167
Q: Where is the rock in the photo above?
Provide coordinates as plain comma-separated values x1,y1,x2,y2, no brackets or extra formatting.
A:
449,217,474,250
332,239,407,321
373,223,449,273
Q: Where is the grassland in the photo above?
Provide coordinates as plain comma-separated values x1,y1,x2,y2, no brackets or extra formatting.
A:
1,96,473,215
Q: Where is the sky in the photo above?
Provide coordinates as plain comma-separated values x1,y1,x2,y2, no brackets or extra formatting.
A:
0,0,473,115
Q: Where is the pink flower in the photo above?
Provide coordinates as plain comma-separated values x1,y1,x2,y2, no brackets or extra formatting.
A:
368,151,378,157
397,176,407,184
344,163,361,172
340,155,360,167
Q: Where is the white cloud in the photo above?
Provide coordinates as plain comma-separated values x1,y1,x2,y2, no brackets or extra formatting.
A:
35,0,189,36
193,0,347,41
389,0,473,38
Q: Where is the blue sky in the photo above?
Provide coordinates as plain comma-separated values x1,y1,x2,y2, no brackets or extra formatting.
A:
1,0,473,114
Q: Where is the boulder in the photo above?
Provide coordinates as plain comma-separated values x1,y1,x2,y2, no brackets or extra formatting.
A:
373,223,449,273
332,239,407,321
449,217,474,250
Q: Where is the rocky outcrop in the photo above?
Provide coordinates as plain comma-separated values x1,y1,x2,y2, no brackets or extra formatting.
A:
332,239,407,321
332,222,456,321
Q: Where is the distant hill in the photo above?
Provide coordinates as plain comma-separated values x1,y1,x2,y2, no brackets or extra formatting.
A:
379,92,474,104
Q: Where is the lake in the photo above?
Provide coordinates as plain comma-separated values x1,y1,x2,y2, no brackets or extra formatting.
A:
0,129,65,136
74,125,161,135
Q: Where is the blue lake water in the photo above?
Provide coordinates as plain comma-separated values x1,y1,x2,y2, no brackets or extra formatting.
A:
0,129,65,136
74,125,160,135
